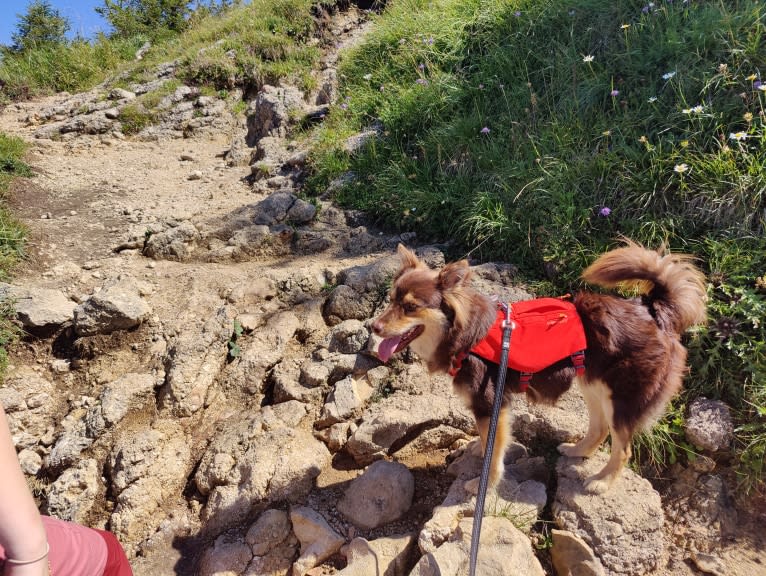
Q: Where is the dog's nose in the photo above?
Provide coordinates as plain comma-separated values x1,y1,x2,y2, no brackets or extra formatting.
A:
371,320,383,335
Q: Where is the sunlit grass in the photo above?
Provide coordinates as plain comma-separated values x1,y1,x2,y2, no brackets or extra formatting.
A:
309,0,766,493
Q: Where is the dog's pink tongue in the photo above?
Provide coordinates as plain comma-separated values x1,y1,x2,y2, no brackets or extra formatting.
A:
377,336,402,363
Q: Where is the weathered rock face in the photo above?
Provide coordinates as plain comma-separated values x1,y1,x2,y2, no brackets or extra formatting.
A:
46,458,103,524
194,412,331,536
158,306,233,416
108,421,193,555
554,453,665,576
246,85,306,144
336,534,416,576
345,386,474,466
551,529,605,576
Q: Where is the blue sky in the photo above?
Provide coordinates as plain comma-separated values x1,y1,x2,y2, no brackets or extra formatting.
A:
0,0,109,47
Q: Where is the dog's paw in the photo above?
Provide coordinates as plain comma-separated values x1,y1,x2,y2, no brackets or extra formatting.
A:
464,476,480,495
583,475,611,495
558,442,588,458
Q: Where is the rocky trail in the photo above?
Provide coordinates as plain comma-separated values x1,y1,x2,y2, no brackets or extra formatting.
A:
1,6,764,576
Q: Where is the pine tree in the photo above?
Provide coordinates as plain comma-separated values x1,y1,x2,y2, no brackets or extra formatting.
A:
96,0,192,39
11,0,70,52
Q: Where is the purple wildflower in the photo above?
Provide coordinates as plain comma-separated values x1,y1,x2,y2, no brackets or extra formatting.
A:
598,206,612,217
379,85,385,92
340,103,348,110
418,63,425,70
480,126,490,135
610,89,620,97
428,37,434,45
514,11,521,17
755,80,763,90
479,83,484,89
415,78,428,86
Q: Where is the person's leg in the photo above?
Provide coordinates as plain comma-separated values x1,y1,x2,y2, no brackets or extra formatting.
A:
91,529,133,576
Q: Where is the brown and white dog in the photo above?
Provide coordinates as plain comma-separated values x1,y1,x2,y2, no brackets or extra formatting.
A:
372,241,706,494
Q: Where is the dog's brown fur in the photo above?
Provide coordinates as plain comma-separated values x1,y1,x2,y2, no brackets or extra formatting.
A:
372,241,707,493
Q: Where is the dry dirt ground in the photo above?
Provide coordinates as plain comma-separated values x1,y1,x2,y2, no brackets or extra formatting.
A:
1,90,765,574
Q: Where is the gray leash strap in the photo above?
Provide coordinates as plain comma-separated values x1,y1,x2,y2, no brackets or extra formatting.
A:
468,304,513,576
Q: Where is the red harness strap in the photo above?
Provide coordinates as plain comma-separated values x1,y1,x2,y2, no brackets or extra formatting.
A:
448,298,587,391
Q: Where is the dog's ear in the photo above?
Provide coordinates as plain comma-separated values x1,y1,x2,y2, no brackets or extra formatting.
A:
397,244,421,272
438,260,472,289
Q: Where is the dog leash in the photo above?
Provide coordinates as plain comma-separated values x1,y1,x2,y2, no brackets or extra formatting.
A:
468,303,514,576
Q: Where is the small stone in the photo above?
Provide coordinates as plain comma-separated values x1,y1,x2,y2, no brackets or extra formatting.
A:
690,550,726,576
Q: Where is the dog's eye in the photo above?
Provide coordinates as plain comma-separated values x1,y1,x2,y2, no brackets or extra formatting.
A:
403,302,419,314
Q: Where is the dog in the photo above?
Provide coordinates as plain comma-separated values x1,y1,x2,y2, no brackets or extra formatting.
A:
372,241,706,494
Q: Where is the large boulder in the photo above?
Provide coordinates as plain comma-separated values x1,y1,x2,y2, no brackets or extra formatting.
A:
554,452,664,575
338,460,415,530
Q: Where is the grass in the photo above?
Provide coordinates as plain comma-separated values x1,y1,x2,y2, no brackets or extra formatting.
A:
0,132,29,375
308,0,766,493
1,0,326,107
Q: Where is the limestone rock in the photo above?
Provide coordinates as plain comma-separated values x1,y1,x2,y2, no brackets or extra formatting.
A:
86,373,156,436
551,529,605,576
338,460,415,530
74,276,151,336
290,506,344,576
246,84,306,143
143,221,202,260
326,319,370,354
108,421,192,555
685,398,734,452
411,517,544,576
346,390,474,466
0,284,76,333
554,452,664,575
317,376,372,428
159,307,232,416
195,413,331,536
337,534,416,576
199,534,253,576
245,509,299,575
46,458,102,524
246,509,293,556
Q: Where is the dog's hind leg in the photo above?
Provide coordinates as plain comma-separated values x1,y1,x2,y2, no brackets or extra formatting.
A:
558,378,610,458
583,425,632,494
465,406,512,493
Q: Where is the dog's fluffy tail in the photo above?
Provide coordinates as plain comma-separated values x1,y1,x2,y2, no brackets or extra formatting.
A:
582,240,707,334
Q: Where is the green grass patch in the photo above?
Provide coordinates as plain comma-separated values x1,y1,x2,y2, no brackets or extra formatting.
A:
309,0,766,492
0,35,146,103
0,132,29,376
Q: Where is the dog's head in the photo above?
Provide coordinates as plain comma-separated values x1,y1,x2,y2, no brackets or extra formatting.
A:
372,245,487,369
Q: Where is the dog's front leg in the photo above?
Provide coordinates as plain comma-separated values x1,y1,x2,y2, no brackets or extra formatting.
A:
465,406,511,494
